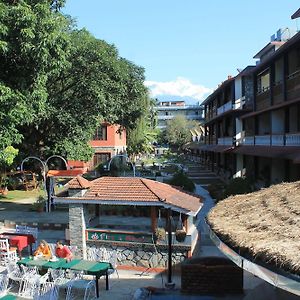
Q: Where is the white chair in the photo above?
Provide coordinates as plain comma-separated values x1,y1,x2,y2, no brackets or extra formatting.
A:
48,268,65,281
33,282,59,300
20,264,38,276
0,238,18,264
15,225,27,233
18,274,41,299
0,274,9,298
66,280,97,300
25,226,39,250
6,261,24,293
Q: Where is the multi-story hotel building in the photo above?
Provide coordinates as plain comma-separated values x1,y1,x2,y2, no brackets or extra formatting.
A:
155,100,204,130
201,26,300,186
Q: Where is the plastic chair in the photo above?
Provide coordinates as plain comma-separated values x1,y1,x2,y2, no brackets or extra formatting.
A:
66,280,97,300
0,274,9,298
18,274,41,299
33,281,59,300
6,262,24,294
0,239,18,265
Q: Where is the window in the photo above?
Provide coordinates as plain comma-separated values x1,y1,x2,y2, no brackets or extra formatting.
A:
93,153,110,166
94,125,107,140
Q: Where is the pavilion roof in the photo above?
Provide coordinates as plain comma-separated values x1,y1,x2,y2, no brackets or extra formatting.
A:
55,176,203,216
67,175,91,189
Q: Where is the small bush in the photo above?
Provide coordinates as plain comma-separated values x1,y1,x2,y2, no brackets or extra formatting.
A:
168,171,195,192
223,177,252,198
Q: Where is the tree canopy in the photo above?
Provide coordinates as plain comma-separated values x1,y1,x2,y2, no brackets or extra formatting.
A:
164,115,198,150
0,0,149,164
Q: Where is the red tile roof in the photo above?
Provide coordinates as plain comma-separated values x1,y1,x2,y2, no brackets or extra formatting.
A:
66,176,202,215
68,175,92,189
47,169,85,177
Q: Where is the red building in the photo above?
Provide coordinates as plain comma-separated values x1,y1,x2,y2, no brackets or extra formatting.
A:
89,122,127,169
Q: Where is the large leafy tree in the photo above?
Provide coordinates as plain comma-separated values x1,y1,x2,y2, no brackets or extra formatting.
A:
164,115,198,150
0,1,148,162
0,0,70,153
18,29,147,160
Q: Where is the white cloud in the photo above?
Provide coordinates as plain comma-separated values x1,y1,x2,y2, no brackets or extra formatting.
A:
144,77,212,101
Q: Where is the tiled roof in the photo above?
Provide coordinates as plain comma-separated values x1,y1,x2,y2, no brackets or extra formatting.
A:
66,176,202,214
68,175,91,189
47,169,85,177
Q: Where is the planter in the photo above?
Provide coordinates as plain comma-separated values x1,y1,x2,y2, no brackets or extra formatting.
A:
0,187,8,196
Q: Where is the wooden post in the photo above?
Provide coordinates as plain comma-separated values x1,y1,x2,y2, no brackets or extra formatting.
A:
150,207,157,233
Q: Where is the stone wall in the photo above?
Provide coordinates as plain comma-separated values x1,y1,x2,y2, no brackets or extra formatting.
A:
69,204,89,259
181,257,243,294
86,242,189,268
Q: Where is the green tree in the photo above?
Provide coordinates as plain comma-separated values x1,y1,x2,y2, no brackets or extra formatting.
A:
168,170,195,192
0,0,70,152
0,2,148,161
127,96,157,157
165,115,198,150
18,29,148,160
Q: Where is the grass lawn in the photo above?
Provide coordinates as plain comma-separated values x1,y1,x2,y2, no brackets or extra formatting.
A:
0,189,43,201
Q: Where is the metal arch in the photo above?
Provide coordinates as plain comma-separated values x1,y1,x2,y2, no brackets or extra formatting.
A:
107,154,135,177
20,156,47,174
45,155,68,170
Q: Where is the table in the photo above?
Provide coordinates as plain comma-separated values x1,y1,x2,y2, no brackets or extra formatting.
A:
18,257,113,297
0,233,35,256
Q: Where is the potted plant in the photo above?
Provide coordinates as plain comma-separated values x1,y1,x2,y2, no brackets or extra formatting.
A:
154,227,166,243
175,227,187,242
0,176,8,196
32,196,46,212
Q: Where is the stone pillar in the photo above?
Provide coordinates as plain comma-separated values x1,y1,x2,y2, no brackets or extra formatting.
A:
69,204,89,259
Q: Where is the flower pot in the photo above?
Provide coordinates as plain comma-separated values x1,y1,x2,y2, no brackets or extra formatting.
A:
0,187,8,196
175,229,186,242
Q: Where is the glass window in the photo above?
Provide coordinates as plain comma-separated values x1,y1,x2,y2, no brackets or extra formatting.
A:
94,125,107,140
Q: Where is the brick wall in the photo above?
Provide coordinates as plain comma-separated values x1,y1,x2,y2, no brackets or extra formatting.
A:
181,257,243,294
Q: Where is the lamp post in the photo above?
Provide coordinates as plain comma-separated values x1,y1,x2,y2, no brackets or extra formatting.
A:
165,208,175,289
107,154,135,177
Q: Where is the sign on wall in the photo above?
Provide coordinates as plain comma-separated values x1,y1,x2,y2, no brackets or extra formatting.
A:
86,229,153,244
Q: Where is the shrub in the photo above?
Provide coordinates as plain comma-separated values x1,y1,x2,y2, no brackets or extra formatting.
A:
168,171,195,192
223,177,252,198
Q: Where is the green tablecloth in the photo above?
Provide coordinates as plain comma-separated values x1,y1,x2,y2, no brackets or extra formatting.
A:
18,257,112,276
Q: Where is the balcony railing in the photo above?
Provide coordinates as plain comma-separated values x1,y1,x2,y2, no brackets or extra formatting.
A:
240,133,300,146
286,133,300,146
287,70,300,101
217,137,234,145
216,97,245,116
256,89,270,111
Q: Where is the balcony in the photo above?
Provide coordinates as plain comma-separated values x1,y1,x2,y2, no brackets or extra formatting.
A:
272,82,284,105
217,137,234,145
216,97,245,116
286,70,300,101
240,133,300,146
286,133,300,146
256,88,270,111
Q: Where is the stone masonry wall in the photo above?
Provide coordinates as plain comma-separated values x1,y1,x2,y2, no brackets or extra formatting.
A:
69,204,89,259
86,242,189,268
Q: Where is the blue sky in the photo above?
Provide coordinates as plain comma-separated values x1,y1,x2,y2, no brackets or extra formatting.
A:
63,1,300,104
